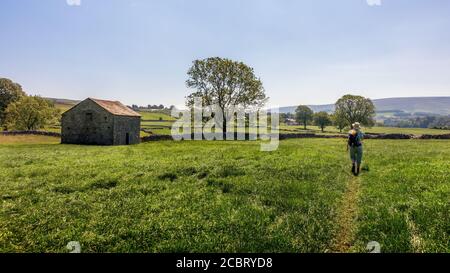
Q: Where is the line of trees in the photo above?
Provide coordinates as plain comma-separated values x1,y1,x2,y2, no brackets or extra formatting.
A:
295,105,314,130
292,94,376,132
131,104,175,111
183,57,377,134
0,78,60,131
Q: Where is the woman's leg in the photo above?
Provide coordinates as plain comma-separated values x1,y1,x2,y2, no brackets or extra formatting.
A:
349,146,356,174
356,146,363,175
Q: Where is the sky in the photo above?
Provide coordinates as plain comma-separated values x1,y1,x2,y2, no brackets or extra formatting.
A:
1,0,450,107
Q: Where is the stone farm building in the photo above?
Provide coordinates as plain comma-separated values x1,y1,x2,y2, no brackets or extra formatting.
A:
61,98,141,145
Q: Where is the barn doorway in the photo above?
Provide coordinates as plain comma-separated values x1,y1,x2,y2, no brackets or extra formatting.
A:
126,133,130,145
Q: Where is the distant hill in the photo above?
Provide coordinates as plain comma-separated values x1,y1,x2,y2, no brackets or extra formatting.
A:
46,98,80,105
45,98,80,112
278,97,450,116
46,96,450,116
372,97,450,115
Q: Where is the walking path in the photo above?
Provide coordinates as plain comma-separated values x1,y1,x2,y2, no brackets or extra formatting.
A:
331,176,361,252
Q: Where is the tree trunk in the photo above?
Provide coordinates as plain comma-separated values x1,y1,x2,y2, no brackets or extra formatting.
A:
222,118,227,140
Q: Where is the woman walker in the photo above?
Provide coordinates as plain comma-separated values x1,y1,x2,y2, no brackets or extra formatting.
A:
347,122,364,176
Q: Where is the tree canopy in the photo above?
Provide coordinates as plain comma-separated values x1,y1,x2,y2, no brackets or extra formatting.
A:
295,105,314,130
313,111,332,132
186,57,267,133
334,94,376,128
0,78,26,126
4,95,60,131
331,112,347,132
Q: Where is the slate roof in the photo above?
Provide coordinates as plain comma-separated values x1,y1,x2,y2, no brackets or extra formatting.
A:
89,98,141,117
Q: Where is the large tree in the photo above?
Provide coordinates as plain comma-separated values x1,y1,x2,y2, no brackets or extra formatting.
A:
186,57,267,134
4,95,59,131
334,94,376,128
295,105,314,130
0,78,26,126
313,111,332,132
331,113,347,133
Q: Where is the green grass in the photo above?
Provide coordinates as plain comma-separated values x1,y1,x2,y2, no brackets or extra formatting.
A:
0,138,448,253
353,140,450,252
141,120,174,135
54,102,75,112
0,139,348,252
138,111,175,121
0,135,60,145
141,121,174,126
364,127,450,135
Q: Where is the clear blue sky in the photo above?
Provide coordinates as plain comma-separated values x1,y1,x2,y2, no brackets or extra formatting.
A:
1,0,450,107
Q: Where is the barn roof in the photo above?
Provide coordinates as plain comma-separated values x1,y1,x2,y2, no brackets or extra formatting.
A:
89,98,141,117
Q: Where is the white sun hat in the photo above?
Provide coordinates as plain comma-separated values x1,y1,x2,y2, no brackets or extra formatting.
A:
352,122,361,129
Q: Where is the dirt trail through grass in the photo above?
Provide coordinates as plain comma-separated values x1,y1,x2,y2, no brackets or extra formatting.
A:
405,215,425,253
331,176,361,252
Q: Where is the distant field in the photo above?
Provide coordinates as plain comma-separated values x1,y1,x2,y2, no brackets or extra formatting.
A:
139,111,175,121
31,124,450,138
0,138,448,252
8,122,450,139
364,127,450,135
280,125,450,136
54,103,75,112
0,135,60,144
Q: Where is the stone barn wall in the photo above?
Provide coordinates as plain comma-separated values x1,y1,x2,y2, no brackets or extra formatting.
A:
113,116,141,145
61,99,114,145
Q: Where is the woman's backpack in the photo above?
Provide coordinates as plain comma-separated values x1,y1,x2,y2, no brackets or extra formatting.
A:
348,130,362,147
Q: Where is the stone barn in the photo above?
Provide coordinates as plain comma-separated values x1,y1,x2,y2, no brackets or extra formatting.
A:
61,98,141,145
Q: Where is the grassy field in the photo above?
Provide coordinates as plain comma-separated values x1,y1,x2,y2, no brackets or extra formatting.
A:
354,140,450,252
0,135,60,145
363,127,450,135
54,102,76,112
139,111,175,121
0,137,448,253
38,124,450,137
142,124,450,137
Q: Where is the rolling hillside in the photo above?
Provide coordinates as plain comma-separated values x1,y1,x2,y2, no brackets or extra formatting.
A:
46,96,450,116
45,98,80,112
278,97,450,115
